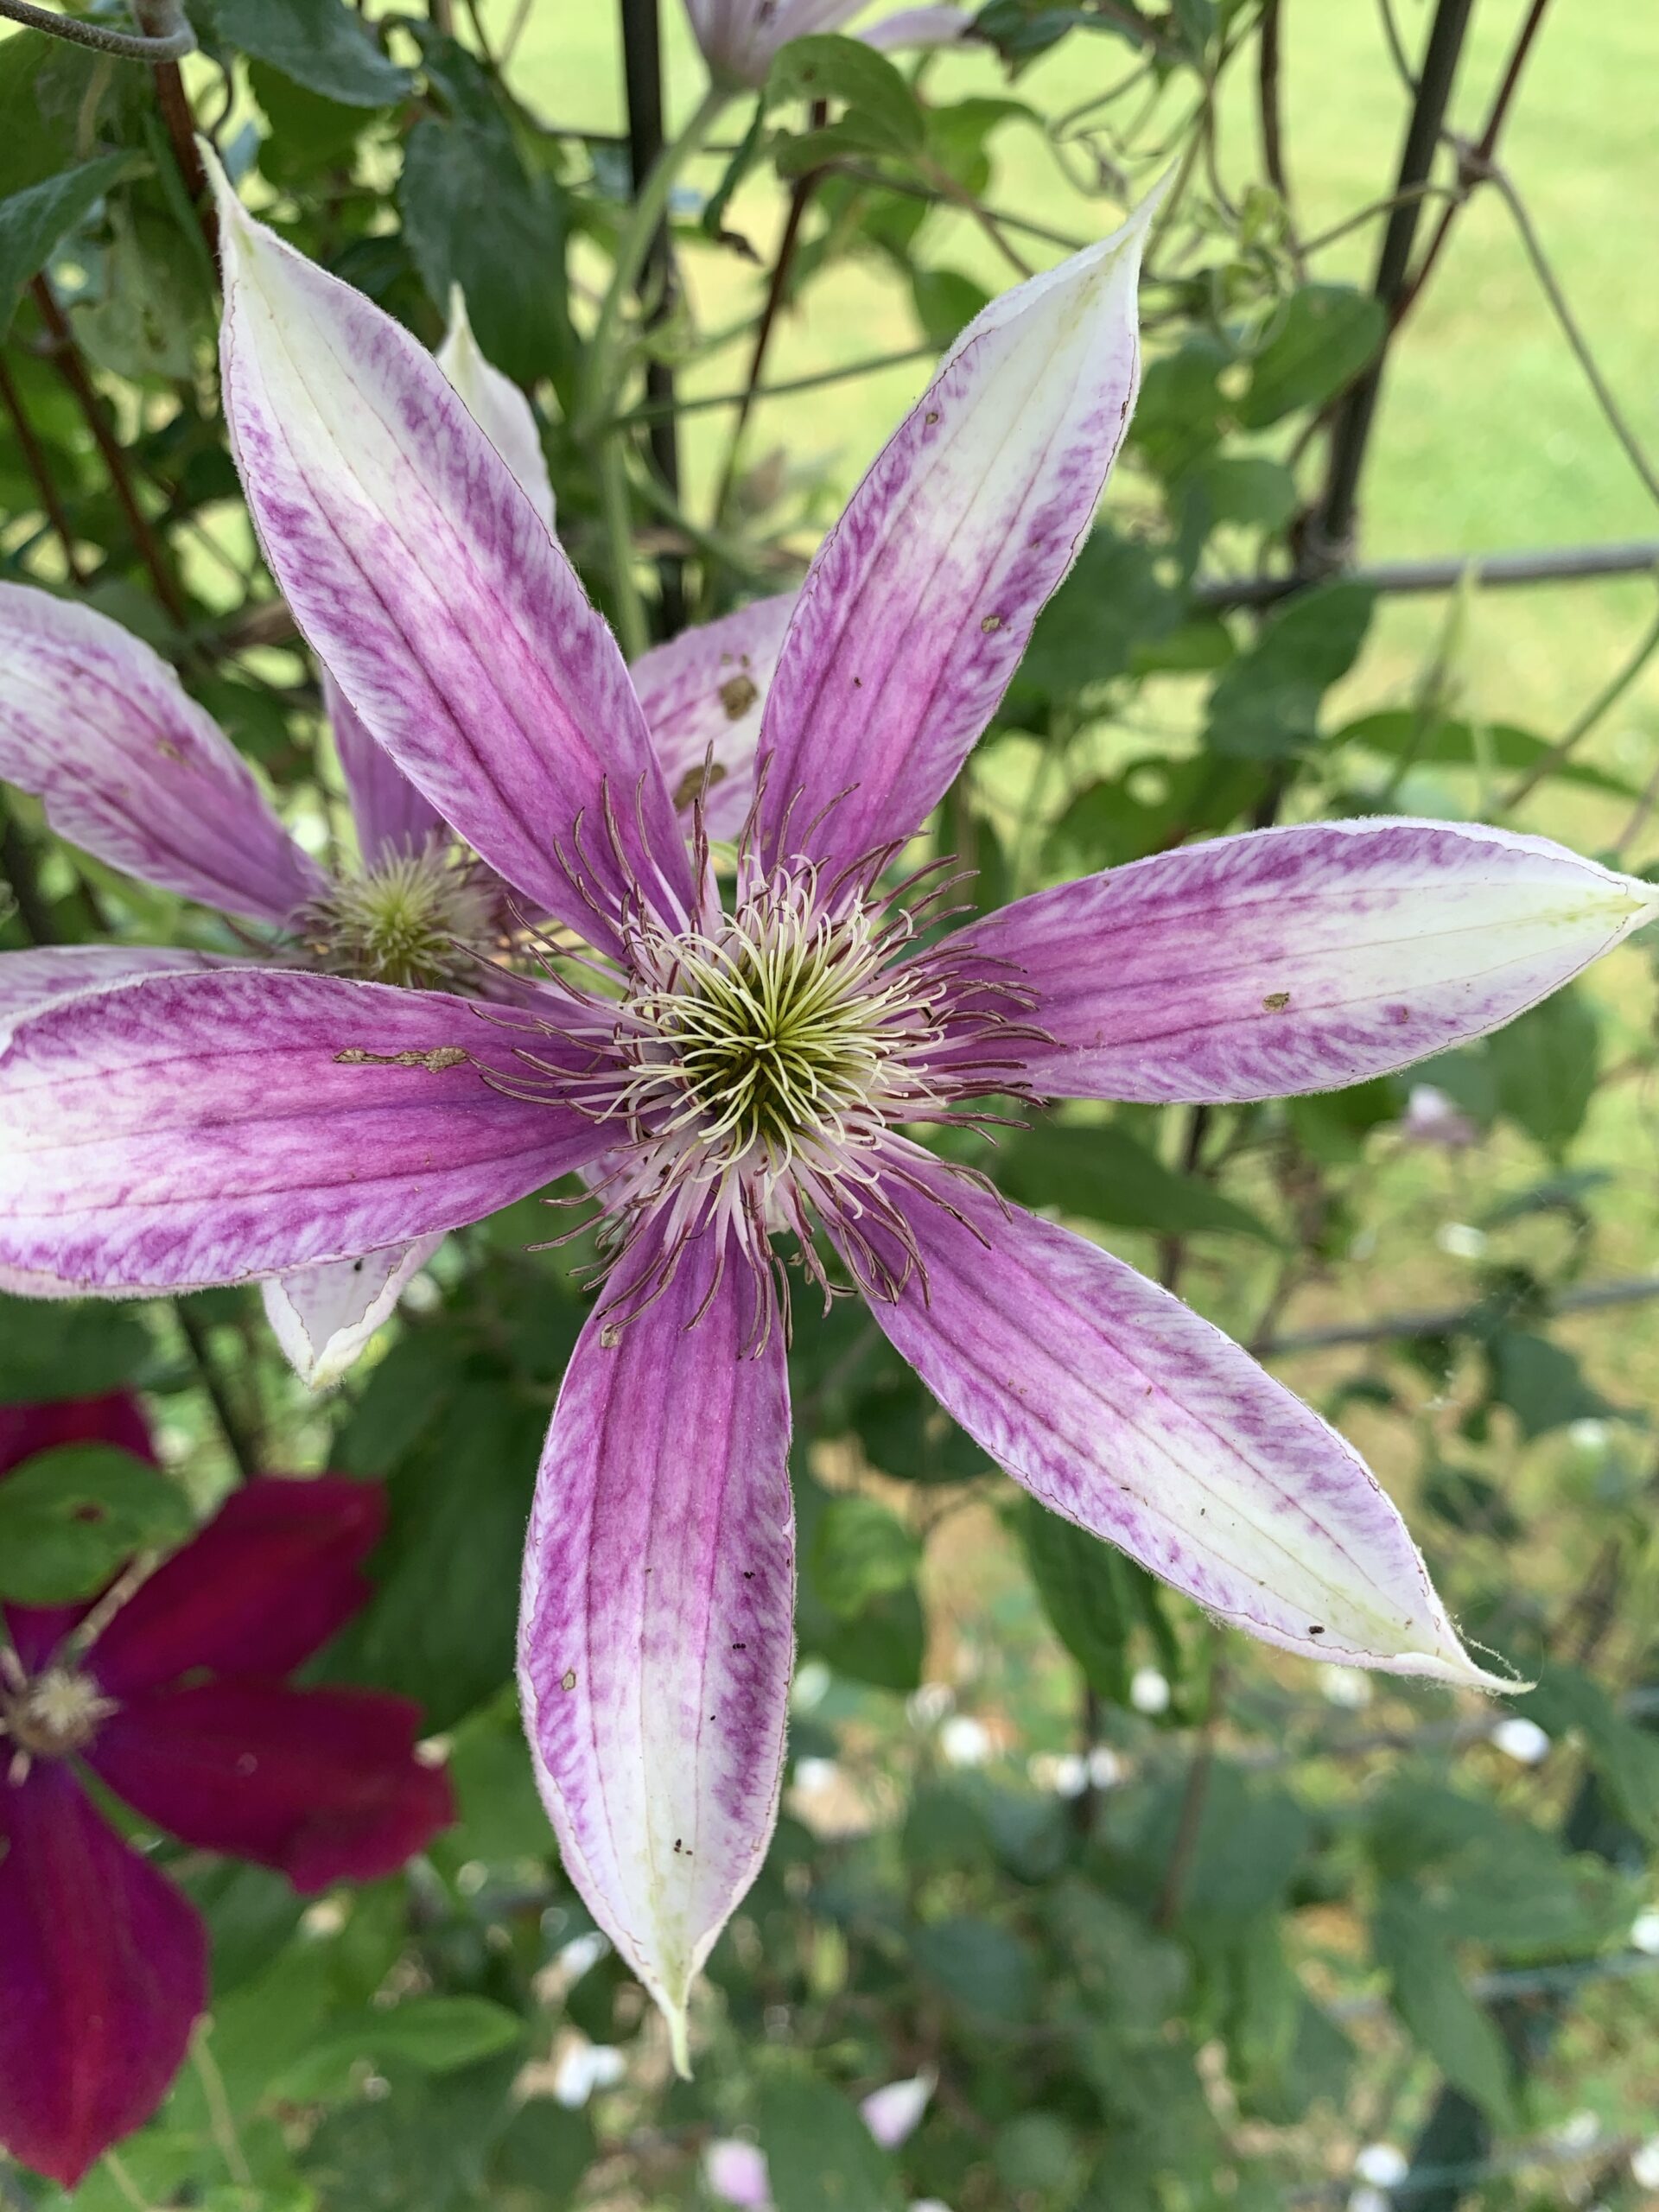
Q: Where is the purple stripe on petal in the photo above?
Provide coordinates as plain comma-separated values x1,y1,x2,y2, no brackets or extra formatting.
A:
208,162,692,950
263,1235,446,1388
0,583,325,925
0,968,606,1293
0,944,248,1046
632,592,797,842
86,1681,454,1892
0,1764,207,2188
519,1228,794,2075
944,817,1659,1103
327,671,443,868
849,1147,1505,1684
754,192,1157,872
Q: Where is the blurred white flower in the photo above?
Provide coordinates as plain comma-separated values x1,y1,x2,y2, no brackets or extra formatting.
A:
939,1714,992,1767
1347,2190,1389,2212
556,1930,609,1981
1354,2142,1409,2187
1630,2138,1659,2190
1436,1221,1486,1260
794,1756,841,1794
1553,2110,1600,2151
907,1681,955,1729
1087,1745,1123,1789
1320,1665,1374,1710
791,1658,831,1712
861,2073,933,2149
705,2138,772,2209
1130,1667,1171,1716
1490,1716,1550,1765
1399,1084,1479,1149
1629,1906,1659,1955
685,0,972,91
552,2037,626,2107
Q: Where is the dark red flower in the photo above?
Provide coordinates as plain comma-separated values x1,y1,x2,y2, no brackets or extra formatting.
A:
0,1393,454,2186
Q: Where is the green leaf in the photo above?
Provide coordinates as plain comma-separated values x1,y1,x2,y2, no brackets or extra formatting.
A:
912,264,990,348
1333,709,1638,798
0,1444,192,1605
1519,1662,1659,1840
1372,1890,1517,2128
276,1998,523,2100
491,2098,594,2205
321,1382,548,1727
768,35,924,155
1006,525,1184,711
1205,582,1375,758
1238,284,1384,429
757,2071,903,2212
1485,985,1600,1151
997,1122,1280,1243
810,1493,921,1619
0,154,144,335
250,60,374,184
911,1914,1040,2020
0,1296,151,1402
1487,1329,1620,1440
210,0,411,105
400,113,572,388
1018,1497,1151,1702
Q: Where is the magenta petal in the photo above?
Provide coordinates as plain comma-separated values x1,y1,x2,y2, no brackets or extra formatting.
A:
0,966,606,1292
631,592,798,842
848,1150,1503,1684
209,167,693,948
327,671,443,868
0,1764,206,2188
0,583,325,924
86,1681,454,1891
754,194,1155,871
0,945,247,1044
519,1230,795,2073
90,1475,386,1694
949,818,1659,1102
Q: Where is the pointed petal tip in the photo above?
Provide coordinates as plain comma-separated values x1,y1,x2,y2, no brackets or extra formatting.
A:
665,1997,694,2082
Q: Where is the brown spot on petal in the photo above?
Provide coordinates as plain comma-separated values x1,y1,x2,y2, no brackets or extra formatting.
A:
1262,991,1291,1012
719,672,759,720
334,1046,470,1071
561,1669,576,1691
925,410,940,425
981,613,1002,632
673,760,728,809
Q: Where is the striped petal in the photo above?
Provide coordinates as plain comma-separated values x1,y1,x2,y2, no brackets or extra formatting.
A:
851,1150,1506,1685
326,671,443,868
754,188,1158,872
437,287,555,531
207,157,692,950
262,1236,446,1389
631,592,797,841
519,1228,794,2075
0,584,324,925
0,967,604,1293
945,818,1659,1102
0,945,244,1045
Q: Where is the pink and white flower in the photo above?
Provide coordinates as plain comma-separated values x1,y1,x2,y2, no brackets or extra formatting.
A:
686,0,972,90
0,300,791,1387
3,168,1655,2071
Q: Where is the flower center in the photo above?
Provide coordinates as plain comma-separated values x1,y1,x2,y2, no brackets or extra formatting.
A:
1,1660,117,1769
297,844,499,992
616,887,930,1166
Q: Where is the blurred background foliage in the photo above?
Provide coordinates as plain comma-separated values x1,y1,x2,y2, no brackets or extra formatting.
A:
3,0,1659,2206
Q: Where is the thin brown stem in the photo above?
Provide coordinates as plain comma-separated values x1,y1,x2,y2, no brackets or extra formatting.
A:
0,0,193,58
0,352,88,582
711,119,825,528
1391,0,1552,330
1256,0,1299,266
0,796,62,945
175,1302,262,1478
1156,1104,1212,1294
1154,1653,1228,1931
29,277,188,626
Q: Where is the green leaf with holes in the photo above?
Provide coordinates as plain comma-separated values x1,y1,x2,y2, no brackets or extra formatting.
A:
0,1445,192,1605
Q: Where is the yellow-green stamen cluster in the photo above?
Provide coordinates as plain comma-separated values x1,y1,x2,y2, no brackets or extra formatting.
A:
1,1655,117,1777
298,846,498,992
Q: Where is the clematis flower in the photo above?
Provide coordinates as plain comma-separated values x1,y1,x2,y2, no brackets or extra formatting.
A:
0,1394,454,2185
705,2073,936,2208
3,166,1657,2073
0,296,791,1387
686,0,972,90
